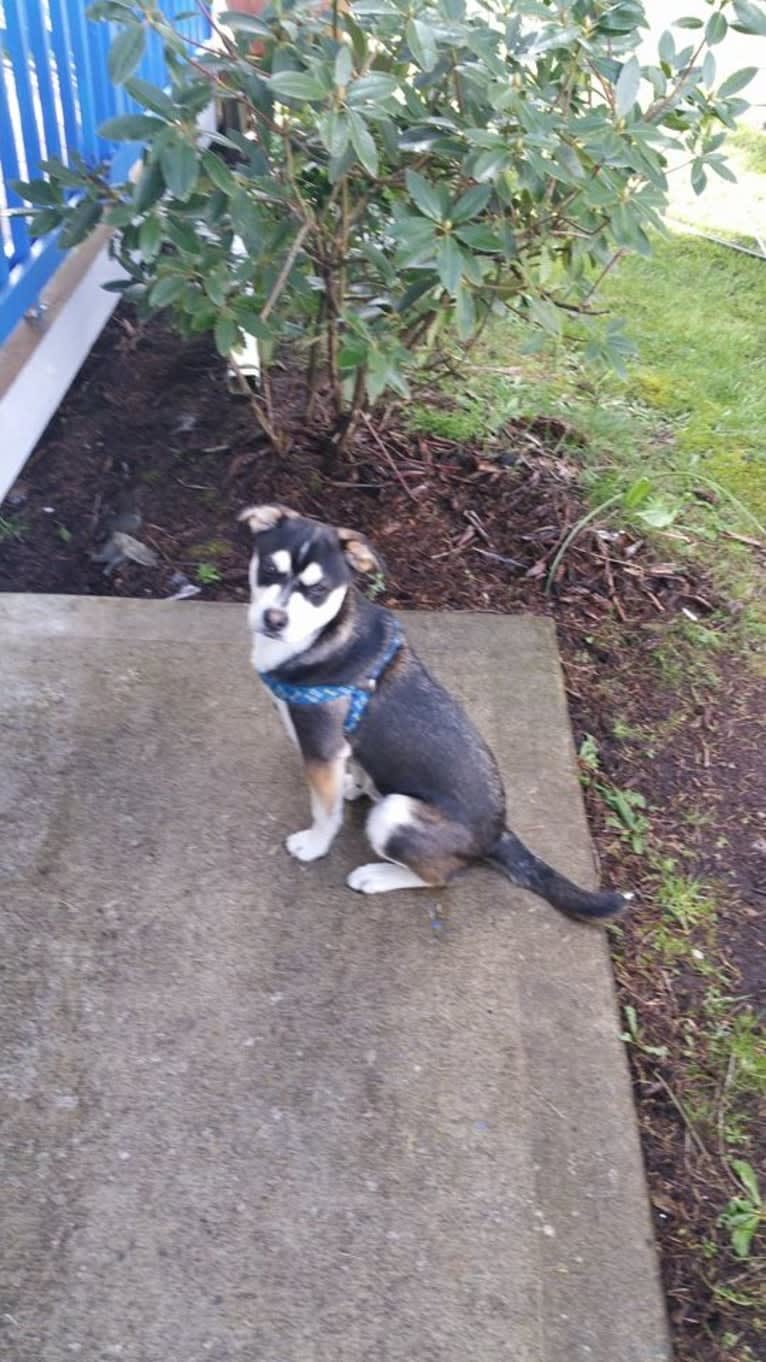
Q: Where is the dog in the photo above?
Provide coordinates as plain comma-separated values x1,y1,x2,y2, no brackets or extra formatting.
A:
240,504,630,920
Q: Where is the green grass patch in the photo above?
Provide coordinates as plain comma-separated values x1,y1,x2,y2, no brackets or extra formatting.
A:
731,125,766,177
0,514,26,542
598,236,766,522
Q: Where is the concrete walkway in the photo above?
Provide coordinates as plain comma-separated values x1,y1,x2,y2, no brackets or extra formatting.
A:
0,595,670,1362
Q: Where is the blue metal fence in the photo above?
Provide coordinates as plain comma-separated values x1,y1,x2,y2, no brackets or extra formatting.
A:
0,1,209,343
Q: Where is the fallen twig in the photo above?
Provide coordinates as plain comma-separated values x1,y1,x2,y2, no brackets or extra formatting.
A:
361,413,419,503
473,547,526,569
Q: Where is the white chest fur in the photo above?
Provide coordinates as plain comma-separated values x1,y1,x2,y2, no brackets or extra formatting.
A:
250,629,302,673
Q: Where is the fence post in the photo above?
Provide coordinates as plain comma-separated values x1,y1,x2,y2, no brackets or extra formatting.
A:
2,0,44,177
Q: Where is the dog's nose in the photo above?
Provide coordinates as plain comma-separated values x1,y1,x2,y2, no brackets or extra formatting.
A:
263,607,288,633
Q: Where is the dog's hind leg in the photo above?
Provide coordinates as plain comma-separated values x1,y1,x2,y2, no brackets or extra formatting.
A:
346,794,472,894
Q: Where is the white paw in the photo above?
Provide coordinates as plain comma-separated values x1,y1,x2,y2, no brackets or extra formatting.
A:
347,864,386,893
286,828,330,863
347,862,430,894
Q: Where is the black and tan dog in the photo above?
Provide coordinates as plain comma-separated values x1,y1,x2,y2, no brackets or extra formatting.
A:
241,503,630,920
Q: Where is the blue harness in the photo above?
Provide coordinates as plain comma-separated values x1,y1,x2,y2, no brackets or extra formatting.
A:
258,623,403,736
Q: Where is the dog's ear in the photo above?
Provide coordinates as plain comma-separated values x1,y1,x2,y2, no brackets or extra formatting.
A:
238,504,299,534
337,526,382,575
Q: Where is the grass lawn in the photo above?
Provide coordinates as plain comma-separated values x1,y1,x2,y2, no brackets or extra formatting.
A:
732,125,766,178
598,235,766,524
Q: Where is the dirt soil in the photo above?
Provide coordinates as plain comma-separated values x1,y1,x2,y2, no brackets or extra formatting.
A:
2,311,764,1361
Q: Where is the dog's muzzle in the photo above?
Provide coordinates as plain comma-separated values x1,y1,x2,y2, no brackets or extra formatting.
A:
262,607,288,636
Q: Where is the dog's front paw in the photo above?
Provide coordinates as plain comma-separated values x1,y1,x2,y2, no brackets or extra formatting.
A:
286,828,330,863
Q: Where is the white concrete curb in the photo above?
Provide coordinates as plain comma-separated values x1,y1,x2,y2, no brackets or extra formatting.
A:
0,244,127,504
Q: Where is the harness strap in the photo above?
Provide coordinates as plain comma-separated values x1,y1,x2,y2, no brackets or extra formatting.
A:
258,622,403,736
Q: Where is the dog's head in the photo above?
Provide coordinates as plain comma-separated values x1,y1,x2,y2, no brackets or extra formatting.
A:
239,504,381,649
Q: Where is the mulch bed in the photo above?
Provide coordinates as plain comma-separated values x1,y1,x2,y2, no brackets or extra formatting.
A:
2,310,764,1361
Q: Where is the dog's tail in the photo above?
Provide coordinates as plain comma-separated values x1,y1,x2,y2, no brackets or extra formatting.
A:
487,828,631,921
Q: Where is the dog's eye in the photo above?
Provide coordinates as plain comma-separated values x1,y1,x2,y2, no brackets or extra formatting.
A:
259,564,284,585
305,583,327,604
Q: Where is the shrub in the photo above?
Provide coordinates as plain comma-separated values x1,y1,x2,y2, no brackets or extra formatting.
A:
15,0,765,455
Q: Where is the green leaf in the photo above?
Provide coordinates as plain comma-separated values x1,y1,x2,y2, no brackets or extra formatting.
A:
347,73,398,105
269,70,326,101
334,44,353,88
731,1222,757,1258
348,111,378,176
407,18,437,72
366,353,389,404
690,158,707,195
187,297,218,333
230,188,261,244
472,147,511,182
202,150,237,194
124,77,174,119
615,55,641,118
636,497,680,529
396,276,435,314
214,315,239,357
166,217,201,254
132,158,165,212
702,50,716,89
731,0,766,36
674,16,703,28
149,275,187,308
556,142,584,181
231,299,272,339
705,11,727,44
405,169,444,222
87,1,137,17
220,8,272,37
707,157,737,184
318,111,350,159
527,297,562,337
205,264,230,307
11,179,59,206
610,202,643,249
28,207,63,237
391,215,438,265
436,235,464,295
718,67,758,98
59,198,102,249
733,1160,761,1206
138,215,162,259
38,156,83,189
455,222,500,252
623,476,652,510
108,24,146,86
98,114,165,142
338,338,368,370
455,282,476,340
658,30,675,65
104,203,136,227
451,184,491,223
160,139,198,200
499,223,517,259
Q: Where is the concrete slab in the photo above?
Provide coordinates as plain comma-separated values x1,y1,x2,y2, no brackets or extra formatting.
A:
0,595,670,1362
